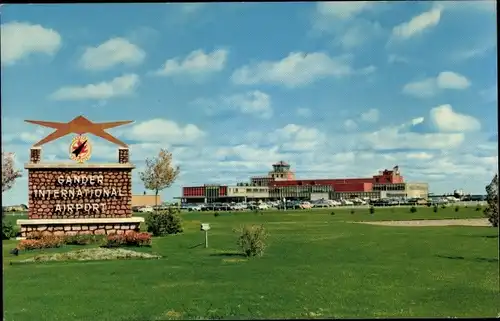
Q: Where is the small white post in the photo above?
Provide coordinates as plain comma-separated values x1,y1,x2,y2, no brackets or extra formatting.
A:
201,223,210,248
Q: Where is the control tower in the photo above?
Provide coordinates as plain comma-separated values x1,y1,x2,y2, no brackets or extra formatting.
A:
268,161,296,181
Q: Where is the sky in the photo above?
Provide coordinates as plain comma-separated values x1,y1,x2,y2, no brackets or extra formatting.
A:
1,1,498,205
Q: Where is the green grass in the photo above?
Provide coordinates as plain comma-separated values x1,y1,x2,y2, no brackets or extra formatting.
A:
3,206,498,320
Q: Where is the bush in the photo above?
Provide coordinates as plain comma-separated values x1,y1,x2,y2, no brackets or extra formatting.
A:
330,211,335,216
64,234,105,245
145,207,183,236
476,206,481,211
350,209,355,214
214,212,220,217
17,235,64,251
235,224,268,257
410,206,417,213
26,231,44,239
369,206,375,214
455,206,459,212
102,232,152,248
441,205,446,209
2,219,16,240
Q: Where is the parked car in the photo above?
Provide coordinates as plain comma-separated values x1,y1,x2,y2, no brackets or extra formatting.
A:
299,201,313,209
327,200,341,207
341,199,354,206
257,203,270,210
188,204,202,211
138,206,154,213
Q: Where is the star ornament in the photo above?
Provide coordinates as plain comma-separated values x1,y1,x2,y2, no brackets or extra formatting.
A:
25,115,134,147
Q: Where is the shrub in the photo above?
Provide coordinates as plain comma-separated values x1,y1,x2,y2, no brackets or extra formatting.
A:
17,235,64,251
455,206,459,212
441,205,446,209
26,231,44,239
476,206,481,212
102,232,152,248
427,203,431,207
64,234,105,245
2,218,16,240
124,232,152,247
350,209,355,214
433,205,438,213
330,211,335,216
145,207,183,236
369,206,375,214
235,224,268,257
214,212,220,217
410,206,417,213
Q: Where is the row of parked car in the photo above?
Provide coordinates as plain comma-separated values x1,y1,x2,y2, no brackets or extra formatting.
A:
180,198,374,212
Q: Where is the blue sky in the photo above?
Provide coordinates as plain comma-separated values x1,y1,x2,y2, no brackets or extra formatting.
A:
1,1,497,205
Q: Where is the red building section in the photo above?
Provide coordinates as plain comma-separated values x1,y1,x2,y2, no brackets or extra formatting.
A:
183,186,205,197
182,185,227,197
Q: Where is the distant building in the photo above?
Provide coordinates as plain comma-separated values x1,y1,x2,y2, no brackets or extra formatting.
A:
131,195,161,207
3,204,28,212
179,162,429,203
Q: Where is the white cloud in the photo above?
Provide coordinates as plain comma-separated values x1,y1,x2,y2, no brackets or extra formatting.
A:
79,38,146,70
222,91,273,119
313,2,386,50
403,71,470,98
391,7,442,40
123,119,205,144
178,3,208,14
387,54,410,64
315,2,374,20
452,39,496,62
480,85,497,102
49,74,140,101
272,124,326,152
412,117,425,126
296,108,312,118
403,78,438,98
1,21,61,65
195,91,273,119
344,119,358,131
358,65,377,75
336,21,384,50
436,71,470,89
406,152,433,160
360,125,464,150
154,49,228,76
231,52,352,87
436,0,496,13
429,104,481,133
360,108,379,123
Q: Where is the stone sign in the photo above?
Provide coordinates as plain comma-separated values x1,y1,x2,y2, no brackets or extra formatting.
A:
17,116,144,238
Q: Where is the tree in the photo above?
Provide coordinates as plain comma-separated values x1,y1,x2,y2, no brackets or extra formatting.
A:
2,152,22,193
139,149,180,211
484,174,499,227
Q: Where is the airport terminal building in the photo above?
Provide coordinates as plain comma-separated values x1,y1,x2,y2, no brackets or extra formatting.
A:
179,161,429,204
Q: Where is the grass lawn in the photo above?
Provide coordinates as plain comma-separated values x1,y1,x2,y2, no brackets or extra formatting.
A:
3,206,499,320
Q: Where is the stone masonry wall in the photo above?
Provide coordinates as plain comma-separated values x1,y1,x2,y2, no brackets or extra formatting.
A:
20,222,140,238
28,168,132,219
